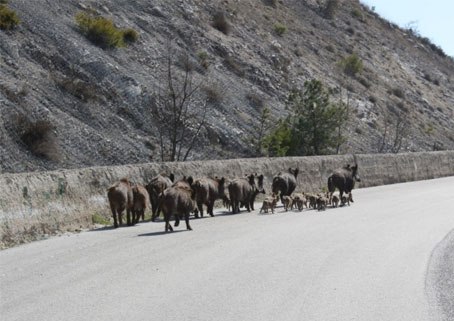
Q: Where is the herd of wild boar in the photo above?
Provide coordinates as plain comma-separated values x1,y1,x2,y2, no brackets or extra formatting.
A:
107,163,361,232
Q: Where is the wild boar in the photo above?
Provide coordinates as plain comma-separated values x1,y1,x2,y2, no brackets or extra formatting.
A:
272,168,299,203
146,174,174,221
193,177,226,218
228,174,265,214
107,178,133,228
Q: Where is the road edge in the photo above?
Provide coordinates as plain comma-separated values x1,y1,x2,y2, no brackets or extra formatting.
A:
425,227,454,321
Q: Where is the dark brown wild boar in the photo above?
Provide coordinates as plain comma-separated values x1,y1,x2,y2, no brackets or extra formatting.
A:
172,176,194,189
272,168,299,203
228,174,265,214
160,186,194,232
146,174,174,221
107,178,133,228
193,177,226,217
328,160,361,200
132,184,150,223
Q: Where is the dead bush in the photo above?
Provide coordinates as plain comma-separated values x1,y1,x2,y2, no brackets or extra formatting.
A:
246,92,265,109
203,85,224,105
223,56,245,77
323,0,339,19
53,75,98,102
262,0,277,7
212,11,230,35
17,116,61,161
390,87,405,98
0,83,27,103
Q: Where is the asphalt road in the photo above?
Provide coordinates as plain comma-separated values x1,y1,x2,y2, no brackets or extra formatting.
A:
1,176,454,321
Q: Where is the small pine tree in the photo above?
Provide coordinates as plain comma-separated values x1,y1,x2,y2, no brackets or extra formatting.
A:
266,79,349,156
249,106,273,156
263,119,292,157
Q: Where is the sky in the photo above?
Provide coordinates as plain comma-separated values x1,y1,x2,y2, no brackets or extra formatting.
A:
360,0,454,58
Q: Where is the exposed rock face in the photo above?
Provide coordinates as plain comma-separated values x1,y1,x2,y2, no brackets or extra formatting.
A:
1,0,453,173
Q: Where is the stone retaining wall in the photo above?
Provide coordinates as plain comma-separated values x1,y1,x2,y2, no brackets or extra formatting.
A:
1,151,453,248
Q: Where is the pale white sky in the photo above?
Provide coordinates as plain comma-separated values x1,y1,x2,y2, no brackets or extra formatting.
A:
360,0,454,58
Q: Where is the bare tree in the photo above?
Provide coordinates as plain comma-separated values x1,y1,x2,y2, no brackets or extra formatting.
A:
152,45,208,162
377,110,410,153
390,114,410,153
334,86,352,154
378,115,390,153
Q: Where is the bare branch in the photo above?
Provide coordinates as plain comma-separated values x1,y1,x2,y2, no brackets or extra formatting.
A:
151,42,209,162
183,99,208,161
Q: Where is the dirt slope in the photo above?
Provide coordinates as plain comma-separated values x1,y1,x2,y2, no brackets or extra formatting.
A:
1,0,453,173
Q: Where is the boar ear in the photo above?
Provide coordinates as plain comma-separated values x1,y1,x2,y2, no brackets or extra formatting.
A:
169,173,175,182
187,176,194,185
220,177,225,184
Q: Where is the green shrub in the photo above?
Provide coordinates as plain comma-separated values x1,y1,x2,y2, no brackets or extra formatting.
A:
197,51,209,69
92,213,110,225
0,4,20,30
75,12,137,48
351,8,363,20
273,23,287,36
423,123,434,135
338,53,363,77
122,28,139,43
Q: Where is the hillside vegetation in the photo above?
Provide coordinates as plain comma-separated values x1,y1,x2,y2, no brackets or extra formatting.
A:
1,0,453,173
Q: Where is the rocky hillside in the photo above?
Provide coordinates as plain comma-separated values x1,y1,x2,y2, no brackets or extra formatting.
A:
1,0,453,173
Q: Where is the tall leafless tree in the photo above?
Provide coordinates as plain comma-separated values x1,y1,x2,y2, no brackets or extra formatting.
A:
378,110,410,153
152,45,208,162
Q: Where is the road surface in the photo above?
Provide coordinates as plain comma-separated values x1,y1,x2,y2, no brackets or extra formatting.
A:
1,176,454,321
